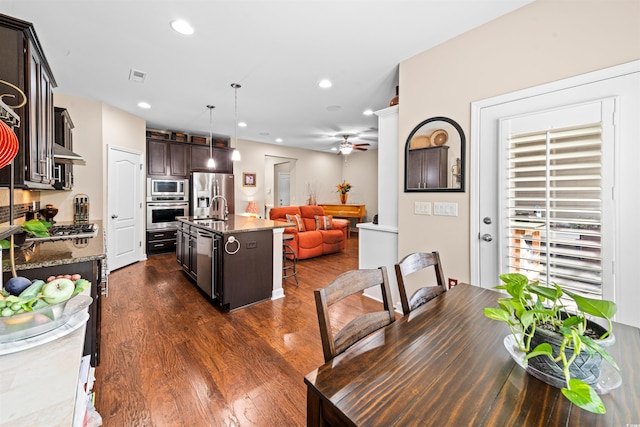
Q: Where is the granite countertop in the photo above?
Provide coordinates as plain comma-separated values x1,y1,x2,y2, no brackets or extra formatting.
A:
178,215,292,234
2,221,105,272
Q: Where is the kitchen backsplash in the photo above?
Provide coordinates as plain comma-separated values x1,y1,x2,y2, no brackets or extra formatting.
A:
0,202,41,224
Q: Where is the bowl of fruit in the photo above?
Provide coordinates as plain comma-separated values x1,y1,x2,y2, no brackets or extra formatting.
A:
0,274,92,342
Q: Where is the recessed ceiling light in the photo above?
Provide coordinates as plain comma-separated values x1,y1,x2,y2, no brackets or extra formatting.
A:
363,109,373,116
331,147,337,151
318,79,332,89
238,122,247,128
170,19,194,35
137,102,151,109
275,138,283,143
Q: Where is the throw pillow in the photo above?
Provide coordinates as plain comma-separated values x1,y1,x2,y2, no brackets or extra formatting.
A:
315,215,333,230
286,214,306,232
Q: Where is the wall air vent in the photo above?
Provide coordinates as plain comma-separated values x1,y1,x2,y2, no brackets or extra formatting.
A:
129,68,147,83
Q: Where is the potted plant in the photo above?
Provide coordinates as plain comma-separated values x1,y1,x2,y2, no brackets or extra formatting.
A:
484,273,619,414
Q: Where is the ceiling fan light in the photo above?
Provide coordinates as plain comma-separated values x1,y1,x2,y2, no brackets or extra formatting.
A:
340,146,353,155
231,149,241,161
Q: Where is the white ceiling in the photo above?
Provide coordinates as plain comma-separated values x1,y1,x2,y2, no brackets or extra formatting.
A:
0,0,531,153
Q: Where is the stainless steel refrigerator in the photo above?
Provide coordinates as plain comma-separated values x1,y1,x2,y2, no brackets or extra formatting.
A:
190,172,235,219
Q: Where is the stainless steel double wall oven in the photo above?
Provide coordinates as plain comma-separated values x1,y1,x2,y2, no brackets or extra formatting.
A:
146,178,189,230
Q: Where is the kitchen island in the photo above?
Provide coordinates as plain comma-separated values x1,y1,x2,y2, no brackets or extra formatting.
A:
177,215,290,310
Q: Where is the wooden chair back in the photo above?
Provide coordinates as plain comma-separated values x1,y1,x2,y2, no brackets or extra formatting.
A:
314,267,395,362
395,251,447,315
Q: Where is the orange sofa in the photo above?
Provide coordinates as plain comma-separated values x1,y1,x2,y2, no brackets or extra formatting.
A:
269,205,348,260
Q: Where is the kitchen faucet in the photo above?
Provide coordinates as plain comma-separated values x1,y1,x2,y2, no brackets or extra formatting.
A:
211,195,229,220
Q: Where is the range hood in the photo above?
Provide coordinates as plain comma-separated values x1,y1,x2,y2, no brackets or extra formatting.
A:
53,144,86,165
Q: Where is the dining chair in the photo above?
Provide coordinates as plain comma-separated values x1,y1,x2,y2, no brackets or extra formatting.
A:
314,267,395,362
395,251,447,315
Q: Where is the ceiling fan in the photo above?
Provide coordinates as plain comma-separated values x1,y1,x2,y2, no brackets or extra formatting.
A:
338,135,370,155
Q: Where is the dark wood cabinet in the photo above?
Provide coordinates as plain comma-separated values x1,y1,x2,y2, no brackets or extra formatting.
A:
190,145,233,174
169,142,189,177
146,229,177,255
0,14,57,189
147,138,189,178
220,229,273,311
176,223,197,279
147,139,168,175
146,133,233,181
53,107,74,190
407,146,449,189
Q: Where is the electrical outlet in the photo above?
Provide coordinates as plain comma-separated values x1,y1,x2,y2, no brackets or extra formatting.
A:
448,278,458,289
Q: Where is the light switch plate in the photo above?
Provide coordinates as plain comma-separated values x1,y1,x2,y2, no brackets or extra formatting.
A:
414,201,432,215
434,202,458,216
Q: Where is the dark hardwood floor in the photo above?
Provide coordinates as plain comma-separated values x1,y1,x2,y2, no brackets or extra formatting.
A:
95,234,380,426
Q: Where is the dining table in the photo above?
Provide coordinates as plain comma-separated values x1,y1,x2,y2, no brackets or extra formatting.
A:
304,283,640,426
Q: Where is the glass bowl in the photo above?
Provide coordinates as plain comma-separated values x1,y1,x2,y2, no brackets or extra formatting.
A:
0,294,92,343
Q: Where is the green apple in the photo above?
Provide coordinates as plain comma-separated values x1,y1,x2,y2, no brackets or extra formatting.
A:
41,278,75,304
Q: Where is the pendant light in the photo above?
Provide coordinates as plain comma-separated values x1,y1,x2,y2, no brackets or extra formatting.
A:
206,105,215,168
231,83,241,161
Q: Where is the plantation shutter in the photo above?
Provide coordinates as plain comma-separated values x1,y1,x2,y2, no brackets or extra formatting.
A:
506,123,603,296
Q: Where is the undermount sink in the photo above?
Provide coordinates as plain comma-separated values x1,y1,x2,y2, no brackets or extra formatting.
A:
194,218,226,226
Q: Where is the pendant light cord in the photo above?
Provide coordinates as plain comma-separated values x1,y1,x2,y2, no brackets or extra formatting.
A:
234,85,238,148
208,105,214,158
231,83,241,161
206,105,215,168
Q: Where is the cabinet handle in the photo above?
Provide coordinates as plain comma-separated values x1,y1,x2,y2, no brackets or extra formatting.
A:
153,234,163,238
153,243,164,247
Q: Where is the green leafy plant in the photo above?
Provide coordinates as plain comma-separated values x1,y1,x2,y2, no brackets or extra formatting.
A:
20,219,52,237
0,219,51,249
484,273,618,414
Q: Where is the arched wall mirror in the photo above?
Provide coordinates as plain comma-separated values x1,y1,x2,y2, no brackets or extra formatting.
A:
404,116,465,192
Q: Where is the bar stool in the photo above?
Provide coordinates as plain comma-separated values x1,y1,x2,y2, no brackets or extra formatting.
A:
282,234,299,285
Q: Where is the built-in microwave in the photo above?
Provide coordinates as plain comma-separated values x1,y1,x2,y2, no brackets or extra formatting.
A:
147,178,188,201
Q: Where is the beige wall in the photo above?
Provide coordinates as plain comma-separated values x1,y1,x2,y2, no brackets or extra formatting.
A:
40,93,103,222
40,93,146,223
398,0,640,283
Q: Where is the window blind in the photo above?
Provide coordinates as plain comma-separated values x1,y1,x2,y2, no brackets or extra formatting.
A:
506,124,603,295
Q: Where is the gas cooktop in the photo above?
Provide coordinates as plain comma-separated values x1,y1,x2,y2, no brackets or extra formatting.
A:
26,223,99,242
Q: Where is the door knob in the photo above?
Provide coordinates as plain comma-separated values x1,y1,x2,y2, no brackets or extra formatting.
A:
483,217,492,225
111,214,118,219
481,234,493,242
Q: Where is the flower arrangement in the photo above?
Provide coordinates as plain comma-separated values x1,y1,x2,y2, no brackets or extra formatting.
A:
336,181,352,194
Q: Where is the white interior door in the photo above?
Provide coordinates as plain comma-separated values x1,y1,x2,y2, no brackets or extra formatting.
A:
107,145,143,271
277,172,290,207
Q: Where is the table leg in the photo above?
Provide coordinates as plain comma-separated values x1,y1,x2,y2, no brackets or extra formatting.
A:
306,385,321,427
